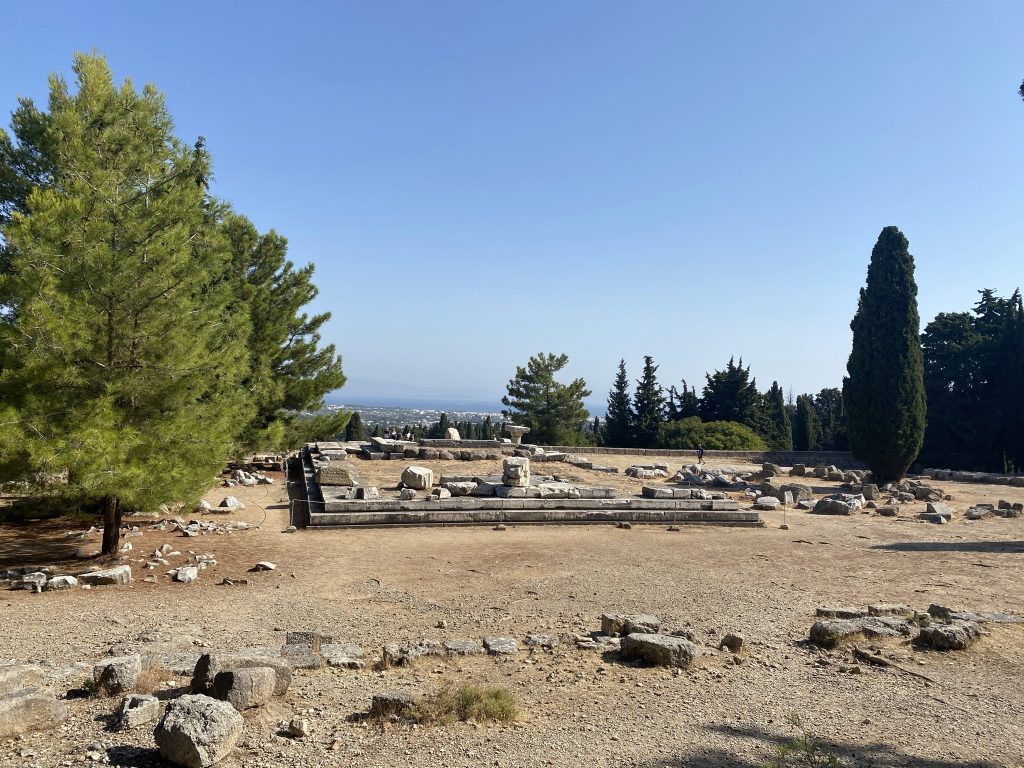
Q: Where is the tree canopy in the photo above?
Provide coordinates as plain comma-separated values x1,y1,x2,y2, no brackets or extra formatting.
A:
501,353,591,445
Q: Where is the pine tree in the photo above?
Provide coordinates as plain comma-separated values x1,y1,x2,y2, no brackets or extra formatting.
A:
760,381,793,450
631,356,665,449
666,380,700,421
792,395,820,451
501,353,591,445
844,226,926,481
222,213,345,452
602,359,634,447
0,54,247,553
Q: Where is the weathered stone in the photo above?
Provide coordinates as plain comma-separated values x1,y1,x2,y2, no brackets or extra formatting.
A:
117,693,160,730
398,488,418,500
926,502,953,519
623,614,662,635
155,694,244,768
287,717,309,737
353,486,379,500
720,633,745,653
444,639,485,656
92,654,142,694
211,667,275,710
868,604,913,618
524,633,559,649
815,607,867,620
504,424,531,445
861,483,880,501
429,487,452,500
0,664,45,692
861,616,918,640
812,498,854,515
444,427,461,441
175,566,199,584
218,496,243,509
502,457,531,488
253,561,276,571
790,464,806,476
483,636,519,655
600,613,626,636
383,640,445,667
876,505,898,517
620,633,696,668
191,653,292,697
442,481,477,497
370,690,414,717
43,575,76,591
280,643,322,669
0,688,67,739
315,464,361,486
755,496,780,511
917,621,980,651
808,619,864,648
79,565,132,586
401,466,434,490
285,631,333,650
321,644,364,669
16,572,47,591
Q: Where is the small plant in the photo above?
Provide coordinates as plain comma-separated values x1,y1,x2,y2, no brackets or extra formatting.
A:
763,714,844,767
133,664,174,695
411,684,518,725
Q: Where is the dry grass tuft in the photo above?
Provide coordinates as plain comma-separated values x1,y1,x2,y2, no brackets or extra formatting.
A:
133,664,174,694
411,684,518,725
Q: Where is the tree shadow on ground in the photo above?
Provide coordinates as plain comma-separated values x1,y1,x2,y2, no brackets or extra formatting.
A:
0,516,88,569
629,723,1003,768
871,541,1024,554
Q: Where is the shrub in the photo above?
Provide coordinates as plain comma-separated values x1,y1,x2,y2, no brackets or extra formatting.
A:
659,417,768,451
411,684,518,725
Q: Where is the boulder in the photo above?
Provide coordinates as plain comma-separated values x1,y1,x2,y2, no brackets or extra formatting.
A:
720,633,745,653
218,496,243,509
600,613,626,636
315,465,360,486
92,654,142,694
812,498,854,515
444,427,461,441
175,567,199,584
0,688,67,739
45,575,78,591
79,565,132,586
483,636,519,655
790,464,806,476
401,466,434,491
620,633,696,668
154,694,244,768
16,572,47,592
210,667,275,710
191,653,291,697
117,693,160,730
917,621,981,651
808,619,864,648
861,483,880,501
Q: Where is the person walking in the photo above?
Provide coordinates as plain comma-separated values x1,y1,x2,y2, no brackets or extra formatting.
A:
697,443,705,464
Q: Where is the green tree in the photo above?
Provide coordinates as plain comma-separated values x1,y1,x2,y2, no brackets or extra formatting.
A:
222,214,346,452
812,388,847,450
759,381,793,450
844,226,926,481
631,355,665,448
700,357,760,426
602,359,633,447
792,394,820,451
666,380,700,421
659,417,767,451
501,353,591,445
344,411,365,441
0,54,247,553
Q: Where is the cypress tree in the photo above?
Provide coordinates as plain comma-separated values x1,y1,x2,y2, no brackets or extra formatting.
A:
0,54,248,553
345,411,365,441
631,356,665,448
792,395,820,451
843,226,926,481
761,381,793,450
602,359,633,447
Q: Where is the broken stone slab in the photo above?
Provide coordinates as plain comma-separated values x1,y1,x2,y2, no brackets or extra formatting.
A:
808,619,866,648
876,505,898,517
383,640,446,667
0,688,67,740
0,664,45,692
442,481,477,497
623,615,662,635
483,636,519,655
918,512,947,524
620,633,696,668
211,667,276,710
93,654,142,694
443,639,485,656
524,633,560,649
79,565,132,586
370,690,415,717
401,466,434,490
925,502,953,519
117,693,160,730
469,481,498,497
868,604,913,618
429,487,452,500
280,643,322,669
916,620,981,651
812,498,854,515
315,464,361,486
815,607,868,620
191,653,292,697
502,457,531,488
155,694,244,768
321,644,365,669
754,496,780,511
398,488,418,500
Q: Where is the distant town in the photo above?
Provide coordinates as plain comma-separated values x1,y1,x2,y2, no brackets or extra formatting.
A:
322,403,505,429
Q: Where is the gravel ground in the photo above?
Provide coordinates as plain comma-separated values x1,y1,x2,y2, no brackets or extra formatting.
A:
1,456,1023,768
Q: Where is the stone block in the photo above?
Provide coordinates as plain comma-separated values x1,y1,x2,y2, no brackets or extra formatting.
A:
191,653,292,697
155,694,244,768
401,466,434,490
117,693,160,730
316,464,361,486
79,565,132,586
620,633,696,668
92,654,142,694
211,667,276,710
0,688,67,739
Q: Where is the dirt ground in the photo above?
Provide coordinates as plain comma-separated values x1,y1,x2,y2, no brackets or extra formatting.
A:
2,455,1023,768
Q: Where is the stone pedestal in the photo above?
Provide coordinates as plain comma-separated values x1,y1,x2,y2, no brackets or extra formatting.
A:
505,425,531,445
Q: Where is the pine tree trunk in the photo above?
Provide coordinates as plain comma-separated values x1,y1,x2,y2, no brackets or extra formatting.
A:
101,495,121,555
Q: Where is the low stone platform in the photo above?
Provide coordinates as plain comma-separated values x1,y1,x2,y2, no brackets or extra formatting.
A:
308,497,758,528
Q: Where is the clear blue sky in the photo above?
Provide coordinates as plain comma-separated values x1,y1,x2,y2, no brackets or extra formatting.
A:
3,2,1022,408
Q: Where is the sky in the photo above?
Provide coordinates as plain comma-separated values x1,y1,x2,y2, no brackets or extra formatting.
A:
2,1,1022,409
